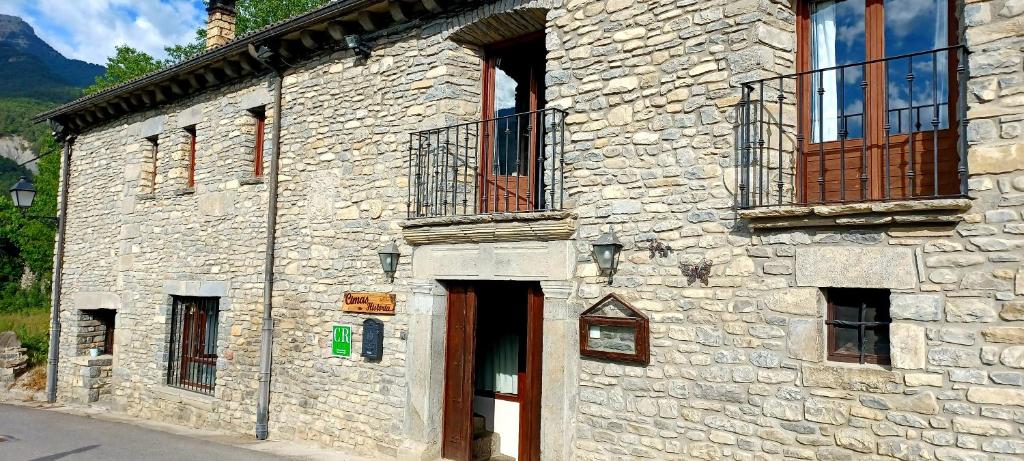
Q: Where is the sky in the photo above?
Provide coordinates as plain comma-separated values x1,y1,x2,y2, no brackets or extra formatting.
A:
0,0,206,65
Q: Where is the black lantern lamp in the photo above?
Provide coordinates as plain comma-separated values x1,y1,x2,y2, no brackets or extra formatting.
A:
592,228,623,285
378,241,400,282
9,176,36,209
345,35,371,59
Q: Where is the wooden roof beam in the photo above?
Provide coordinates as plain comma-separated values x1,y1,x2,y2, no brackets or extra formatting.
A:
327,21,348,41
358,11,377,32
300,30,320,49
389,2,408,22
421,0,442,13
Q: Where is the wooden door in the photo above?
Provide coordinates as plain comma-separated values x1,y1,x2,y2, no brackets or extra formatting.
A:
796,0,959,203
480,35,546,213
518,284,544,461
442,284,478,461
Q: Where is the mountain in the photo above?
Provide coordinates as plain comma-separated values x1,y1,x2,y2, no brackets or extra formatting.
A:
0,14,104,174
0,14,104,101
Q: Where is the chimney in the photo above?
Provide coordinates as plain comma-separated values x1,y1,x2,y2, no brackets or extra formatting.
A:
205,0,237,50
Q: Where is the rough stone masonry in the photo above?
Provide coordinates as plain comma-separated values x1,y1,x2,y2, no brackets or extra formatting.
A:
45,0,1024,459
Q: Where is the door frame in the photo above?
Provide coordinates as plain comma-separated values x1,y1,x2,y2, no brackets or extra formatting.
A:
479,33,546,213
441,281,544,461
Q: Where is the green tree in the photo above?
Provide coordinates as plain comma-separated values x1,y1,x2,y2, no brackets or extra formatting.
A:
87,0,332,91
84,45,164,95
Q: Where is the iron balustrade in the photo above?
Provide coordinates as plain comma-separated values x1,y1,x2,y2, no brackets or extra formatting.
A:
737,45,968,209
407,108,567,218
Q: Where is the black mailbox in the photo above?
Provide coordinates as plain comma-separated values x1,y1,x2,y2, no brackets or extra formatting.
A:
361,318,384,361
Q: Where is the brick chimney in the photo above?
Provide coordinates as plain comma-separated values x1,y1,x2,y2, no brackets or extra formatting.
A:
205,0,237,49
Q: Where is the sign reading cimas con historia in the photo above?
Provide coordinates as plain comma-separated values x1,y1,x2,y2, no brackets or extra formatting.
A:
342,292,396,315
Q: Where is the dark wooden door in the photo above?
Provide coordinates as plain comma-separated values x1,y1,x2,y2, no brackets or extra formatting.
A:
518,284,544,461
442,284,478,461
480,34,546,213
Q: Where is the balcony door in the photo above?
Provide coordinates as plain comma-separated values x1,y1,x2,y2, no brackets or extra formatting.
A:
798,0,959,203
481,34,546,213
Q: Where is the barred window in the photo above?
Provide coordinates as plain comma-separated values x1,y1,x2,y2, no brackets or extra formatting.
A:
826,288,891,365
167,296,219,395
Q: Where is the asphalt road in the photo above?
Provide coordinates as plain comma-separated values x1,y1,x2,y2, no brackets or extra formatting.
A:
0,404,295,461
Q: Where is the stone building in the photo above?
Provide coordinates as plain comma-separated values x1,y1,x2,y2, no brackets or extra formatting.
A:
30,0,1024,459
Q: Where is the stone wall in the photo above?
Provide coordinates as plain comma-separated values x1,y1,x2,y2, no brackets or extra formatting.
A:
52,0,1024,459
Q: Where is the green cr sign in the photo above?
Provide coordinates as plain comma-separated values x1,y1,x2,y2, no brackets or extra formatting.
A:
332,325,352,357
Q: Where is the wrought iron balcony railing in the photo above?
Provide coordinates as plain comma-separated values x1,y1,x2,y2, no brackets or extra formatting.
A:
408,108,567,218
737,45,968,209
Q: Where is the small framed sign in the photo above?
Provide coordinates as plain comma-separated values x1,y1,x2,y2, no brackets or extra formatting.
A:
342,292,396,315
332,325,352,357
579,293,649,365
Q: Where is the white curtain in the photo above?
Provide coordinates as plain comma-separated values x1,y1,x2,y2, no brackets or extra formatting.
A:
934,0,949,128
478,335,518,394
811,1,838,142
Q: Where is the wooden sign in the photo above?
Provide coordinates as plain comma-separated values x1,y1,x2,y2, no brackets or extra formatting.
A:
342,292,396,315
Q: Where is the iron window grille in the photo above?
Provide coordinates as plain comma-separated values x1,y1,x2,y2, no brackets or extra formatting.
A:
167,296,219,395
825,288,891,365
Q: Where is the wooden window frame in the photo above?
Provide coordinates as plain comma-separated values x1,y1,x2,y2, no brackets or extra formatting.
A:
795,0,961,202
251,108,266,177
825,288,891,365
185,126,197,189
144,135,159,193
579,293,650,366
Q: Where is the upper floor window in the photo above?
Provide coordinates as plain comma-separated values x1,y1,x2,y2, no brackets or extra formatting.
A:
250,108,266,177
184,126,197,189
142,135,159,194
797,0,959,202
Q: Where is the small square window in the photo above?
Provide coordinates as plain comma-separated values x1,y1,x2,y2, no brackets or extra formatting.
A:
826,288,891,365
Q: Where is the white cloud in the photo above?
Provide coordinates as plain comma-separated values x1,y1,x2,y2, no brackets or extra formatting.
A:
0,0,205,65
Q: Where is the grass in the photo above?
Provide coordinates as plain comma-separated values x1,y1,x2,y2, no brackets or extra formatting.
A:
0,308,50,366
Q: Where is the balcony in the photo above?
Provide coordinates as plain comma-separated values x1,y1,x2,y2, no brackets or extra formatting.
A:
736,45,969,212
407,108,567,219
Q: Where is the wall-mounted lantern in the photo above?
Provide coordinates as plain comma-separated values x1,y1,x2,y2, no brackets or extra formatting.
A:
345,35,371,59
592,228,623,285
9,176,36,209
378,241,400,282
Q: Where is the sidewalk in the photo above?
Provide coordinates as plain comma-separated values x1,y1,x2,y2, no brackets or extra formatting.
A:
2,398,382,461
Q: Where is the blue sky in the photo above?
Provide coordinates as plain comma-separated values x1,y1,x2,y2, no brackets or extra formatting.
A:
0,0,207,65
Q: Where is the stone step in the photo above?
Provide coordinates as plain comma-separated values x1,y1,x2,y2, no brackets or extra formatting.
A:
472,413,486,434
472,430,500,461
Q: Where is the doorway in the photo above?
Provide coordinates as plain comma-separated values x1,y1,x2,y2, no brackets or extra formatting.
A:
442,282,543,461
480,34,547,213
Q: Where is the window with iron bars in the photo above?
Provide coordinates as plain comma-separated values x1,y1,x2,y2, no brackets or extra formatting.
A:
825,288,891,365
167,296,219,395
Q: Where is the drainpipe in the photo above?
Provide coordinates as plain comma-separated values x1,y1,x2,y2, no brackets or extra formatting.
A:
46,130,75,403
252,45,286,441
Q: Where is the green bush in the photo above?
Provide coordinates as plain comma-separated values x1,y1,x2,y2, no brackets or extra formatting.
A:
0,307,49,366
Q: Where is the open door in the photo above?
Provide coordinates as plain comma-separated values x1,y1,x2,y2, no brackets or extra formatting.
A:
442,284,478,461
480,34,546,213
443,282,543,461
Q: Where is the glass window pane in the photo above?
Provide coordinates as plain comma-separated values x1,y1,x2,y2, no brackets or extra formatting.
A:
866,325,891,357
810,0,865,142
834,303,860,322
588,324,638,355
884,0,950,134
833,326,860,356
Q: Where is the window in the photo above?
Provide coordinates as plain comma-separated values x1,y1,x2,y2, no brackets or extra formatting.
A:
251,109,266,177
167,296,219,394
184,126,197,189
142,135,159,194
825,288,891,365
798,0,959,202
